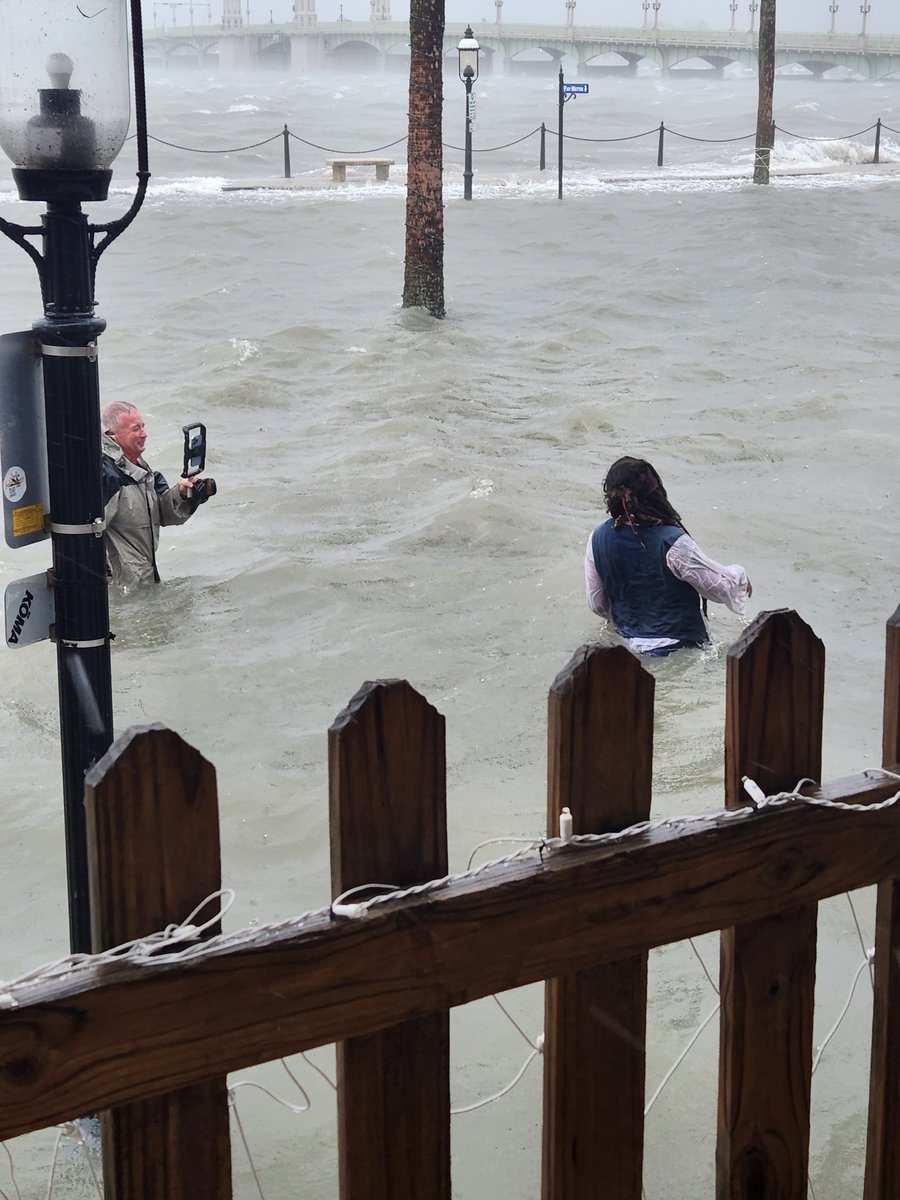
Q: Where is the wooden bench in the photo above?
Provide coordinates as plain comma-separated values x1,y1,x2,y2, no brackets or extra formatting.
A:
325,157,394,183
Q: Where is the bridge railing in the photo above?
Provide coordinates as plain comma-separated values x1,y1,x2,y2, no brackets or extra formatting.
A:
149,21,900,51
138,113,897,184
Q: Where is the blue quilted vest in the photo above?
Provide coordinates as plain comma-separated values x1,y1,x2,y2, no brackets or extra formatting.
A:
591,520,709,644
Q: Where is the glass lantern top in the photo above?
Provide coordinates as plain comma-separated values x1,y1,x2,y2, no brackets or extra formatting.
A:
0,0,131,173
458,26,480,81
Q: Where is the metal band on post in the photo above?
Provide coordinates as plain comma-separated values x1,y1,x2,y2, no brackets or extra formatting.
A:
49,518,106,536
40,342,99,361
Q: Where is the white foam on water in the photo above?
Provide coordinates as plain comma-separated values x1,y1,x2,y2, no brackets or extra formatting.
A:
229,337,261,363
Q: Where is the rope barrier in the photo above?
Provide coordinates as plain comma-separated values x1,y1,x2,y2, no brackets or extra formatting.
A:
443,125,543,153
560,127,660,143
134,116,892,165
147,132,282,153
774,122,878,140
287,130,407,154
664,128,756,143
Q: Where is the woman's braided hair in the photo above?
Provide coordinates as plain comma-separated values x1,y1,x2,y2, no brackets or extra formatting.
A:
603,456,684,530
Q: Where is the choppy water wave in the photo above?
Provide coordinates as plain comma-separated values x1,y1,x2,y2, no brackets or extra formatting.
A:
0,67,897,1200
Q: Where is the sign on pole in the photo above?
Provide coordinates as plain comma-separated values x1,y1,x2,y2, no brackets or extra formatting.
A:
467,93,476,122
558,73,591,198
5,571,54,648
0,331,49,548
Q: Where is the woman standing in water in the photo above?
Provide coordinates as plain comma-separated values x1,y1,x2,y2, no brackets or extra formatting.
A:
585,456,752,657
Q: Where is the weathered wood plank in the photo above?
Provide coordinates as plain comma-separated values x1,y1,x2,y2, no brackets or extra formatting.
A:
330,681,449,1200
864,605,900,1200
724,609,825,808
718,610,824,1200
0,767,898,1141
85,724,231,1200
543,646,653,1200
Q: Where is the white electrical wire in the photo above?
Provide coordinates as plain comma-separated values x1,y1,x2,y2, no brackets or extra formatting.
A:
644,1003,720,1117
812,953,874,1076
2,773,897,1008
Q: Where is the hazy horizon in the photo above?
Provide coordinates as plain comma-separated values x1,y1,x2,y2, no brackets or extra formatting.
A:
145,1,896,37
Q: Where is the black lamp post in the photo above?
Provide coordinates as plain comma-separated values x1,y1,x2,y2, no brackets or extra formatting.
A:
458,26,480,202
0,0,150,954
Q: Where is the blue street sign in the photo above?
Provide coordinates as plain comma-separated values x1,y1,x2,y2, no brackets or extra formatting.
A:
562,83,589,93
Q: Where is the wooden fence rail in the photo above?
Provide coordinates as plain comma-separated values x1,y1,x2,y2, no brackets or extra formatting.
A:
0,606,898,1199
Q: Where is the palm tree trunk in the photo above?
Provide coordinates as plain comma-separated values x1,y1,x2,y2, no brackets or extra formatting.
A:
753,0,776,185
402,0,445,317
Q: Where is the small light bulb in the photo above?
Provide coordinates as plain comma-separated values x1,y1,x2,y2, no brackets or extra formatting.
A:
46,53,74,90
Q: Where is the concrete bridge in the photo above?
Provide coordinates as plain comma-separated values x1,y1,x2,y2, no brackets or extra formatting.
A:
144,20,900,80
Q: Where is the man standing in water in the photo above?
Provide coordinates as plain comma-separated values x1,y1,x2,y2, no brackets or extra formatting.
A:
585,456,751,657
101,401,210,590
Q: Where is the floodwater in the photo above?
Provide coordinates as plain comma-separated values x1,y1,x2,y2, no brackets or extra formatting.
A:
0,61,898,1199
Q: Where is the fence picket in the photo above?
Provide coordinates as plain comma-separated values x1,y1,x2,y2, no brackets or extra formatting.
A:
329,679,450,1200
542,645,653,1200
0,614,897,1197
718,611,825,1199
864,604,900,1200
85,723,231,1200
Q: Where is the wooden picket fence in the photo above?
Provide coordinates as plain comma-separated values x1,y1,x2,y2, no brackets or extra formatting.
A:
1,606,899,1200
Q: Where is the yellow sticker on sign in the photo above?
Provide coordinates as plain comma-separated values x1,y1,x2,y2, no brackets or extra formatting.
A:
12,504,45,537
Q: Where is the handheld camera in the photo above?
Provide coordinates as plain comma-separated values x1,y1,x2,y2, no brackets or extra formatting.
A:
182,422,217,505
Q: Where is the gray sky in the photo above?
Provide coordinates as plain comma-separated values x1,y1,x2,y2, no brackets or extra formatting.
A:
145,1,896,37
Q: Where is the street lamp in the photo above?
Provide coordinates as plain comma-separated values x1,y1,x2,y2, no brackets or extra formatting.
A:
860,3,870,37
458,26,480,202
729,1,738,31
652,1,661,32
829,2,838,33
642,1,650,30
0,0,150,953
749,0,759,32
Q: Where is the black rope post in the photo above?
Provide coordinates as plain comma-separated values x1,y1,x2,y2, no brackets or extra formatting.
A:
657,121,665,167
283,123,291,178
558,66,564,199
540,121,546,171
874,117,881,165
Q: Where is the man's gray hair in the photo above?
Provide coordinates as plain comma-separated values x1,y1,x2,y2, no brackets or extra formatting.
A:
101,400,139,433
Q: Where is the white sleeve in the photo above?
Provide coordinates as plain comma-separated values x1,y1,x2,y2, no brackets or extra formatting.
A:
666,534,750,615
584,534,611,618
